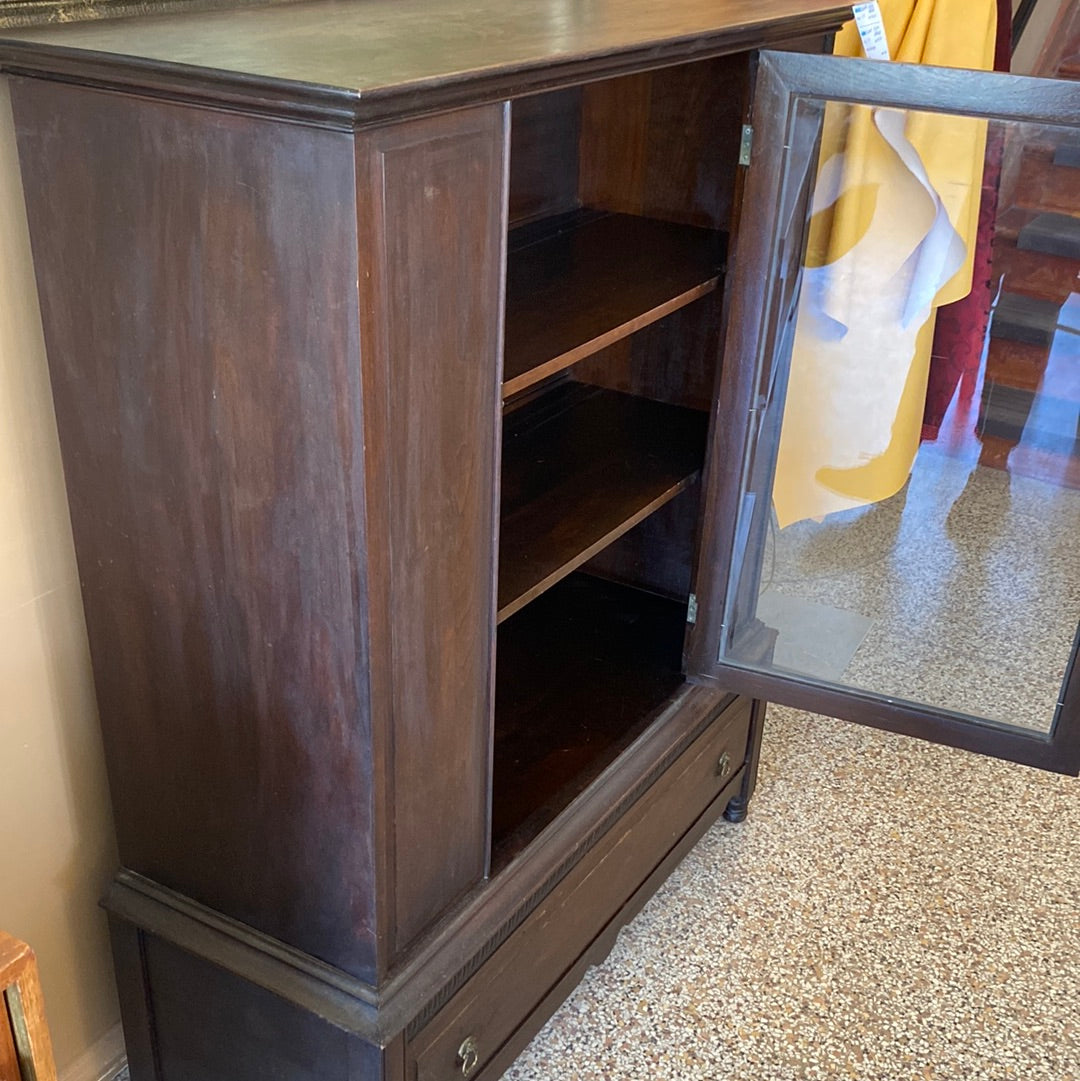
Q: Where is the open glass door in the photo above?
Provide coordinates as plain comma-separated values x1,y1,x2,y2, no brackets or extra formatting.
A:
689,50,1080,774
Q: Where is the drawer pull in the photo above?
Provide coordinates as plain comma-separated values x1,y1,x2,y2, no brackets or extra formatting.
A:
716,751,731,779
457,1036,480,1076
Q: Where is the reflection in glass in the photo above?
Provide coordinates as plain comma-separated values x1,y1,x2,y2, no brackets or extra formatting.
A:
726,106,1080,735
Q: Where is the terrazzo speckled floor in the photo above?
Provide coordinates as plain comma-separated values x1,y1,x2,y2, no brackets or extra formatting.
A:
749,445,1080,733
503,704,1079,1081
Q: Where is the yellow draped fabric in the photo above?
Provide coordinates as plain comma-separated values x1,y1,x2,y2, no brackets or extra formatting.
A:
771,0,997,528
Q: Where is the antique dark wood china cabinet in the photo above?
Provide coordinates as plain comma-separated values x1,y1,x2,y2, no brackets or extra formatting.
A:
1,1,1077,1077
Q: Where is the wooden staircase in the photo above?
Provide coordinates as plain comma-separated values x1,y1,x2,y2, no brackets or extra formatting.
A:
974,30,1080,486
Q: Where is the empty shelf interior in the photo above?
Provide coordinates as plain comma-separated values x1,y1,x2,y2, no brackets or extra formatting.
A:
503,211,725,398
491,572,689,868
498,383,708,622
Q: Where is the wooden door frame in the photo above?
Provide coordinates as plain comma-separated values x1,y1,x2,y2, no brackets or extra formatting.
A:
687,50,1080,775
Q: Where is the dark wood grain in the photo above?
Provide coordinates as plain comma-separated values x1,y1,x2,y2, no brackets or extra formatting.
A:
411,696,750,1081
1,11,913,1081
580,56,748,231
143,936,389,1081
508,88,582,227
354,104,508,957
583,480,702,600
12,76,382,979
471,760,745,1081
492,574,690,863
503,213,724,397
723,696,767,822
694,662,1080,774
706,52,828,655
569,56,743,415
108,919,161,1081
101,685,742,1049
758,48,1080,126
686,48,822,679
498,384,708,621
572,290,724,411
382,696,738,1041
0,0,854,126
98,686,749,1081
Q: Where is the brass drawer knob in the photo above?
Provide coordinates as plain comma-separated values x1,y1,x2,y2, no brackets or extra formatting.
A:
716,751,731,779
457,1036,480,1076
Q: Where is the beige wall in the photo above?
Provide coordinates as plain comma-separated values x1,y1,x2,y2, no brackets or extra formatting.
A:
0,79,122,1075
1012,0,1070,73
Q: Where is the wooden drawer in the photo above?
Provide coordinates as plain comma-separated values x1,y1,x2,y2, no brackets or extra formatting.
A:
408,694,751,1081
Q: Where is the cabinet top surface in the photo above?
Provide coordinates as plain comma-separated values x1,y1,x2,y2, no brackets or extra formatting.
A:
0,0,850,123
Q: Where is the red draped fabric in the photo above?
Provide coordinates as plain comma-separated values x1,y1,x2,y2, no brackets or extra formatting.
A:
922,0,1013,440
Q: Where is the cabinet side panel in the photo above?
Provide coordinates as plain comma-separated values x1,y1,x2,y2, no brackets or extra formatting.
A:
356,106,507,958
11,80,378,979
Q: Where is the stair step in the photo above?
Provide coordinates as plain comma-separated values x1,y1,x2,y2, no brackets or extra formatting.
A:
989,291,1062,346
1012,144,1080,217
978,381,1080,451
1017,211,1080,260
993,242,1079,305
995,206,1037,244
1053,144,1080,169
985,334,1080,394
984,338,1059,392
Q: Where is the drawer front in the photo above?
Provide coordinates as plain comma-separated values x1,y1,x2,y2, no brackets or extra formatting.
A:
408,695,751,1081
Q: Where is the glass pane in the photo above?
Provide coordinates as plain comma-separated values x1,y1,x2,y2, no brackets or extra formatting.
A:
723,102,1080,736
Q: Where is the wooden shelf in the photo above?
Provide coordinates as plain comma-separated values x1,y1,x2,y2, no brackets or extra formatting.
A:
492,573,688,867
503,212,725,398
498,384,708,622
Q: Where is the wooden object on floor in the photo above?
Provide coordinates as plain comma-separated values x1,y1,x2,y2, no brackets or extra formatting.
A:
0,932,57,1081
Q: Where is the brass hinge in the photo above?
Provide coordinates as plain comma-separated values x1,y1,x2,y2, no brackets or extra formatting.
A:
739,124,754,166
687,593,698,624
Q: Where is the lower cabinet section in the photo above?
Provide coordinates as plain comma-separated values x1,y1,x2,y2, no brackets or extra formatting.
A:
106,692,754,1081
407,696,750,1081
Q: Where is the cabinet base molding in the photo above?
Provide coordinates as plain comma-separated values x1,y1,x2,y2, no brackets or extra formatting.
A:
105,691,751,1080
